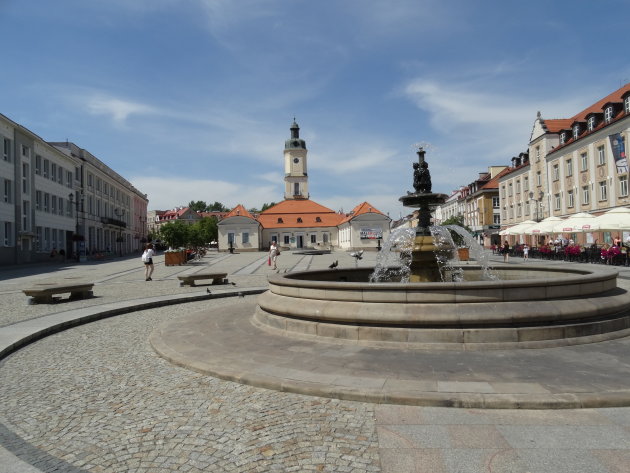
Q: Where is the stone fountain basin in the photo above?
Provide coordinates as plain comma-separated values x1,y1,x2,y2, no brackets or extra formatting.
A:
254,265,630,348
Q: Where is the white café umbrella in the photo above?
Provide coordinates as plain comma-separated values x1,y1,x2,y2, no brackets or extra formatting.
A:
550,212,596,233
502,220,536,236
523,216,564,235
589,207,630,231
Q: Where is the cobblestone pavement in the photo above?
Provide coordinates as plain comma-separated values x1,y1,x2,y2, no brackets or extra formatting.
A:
1,252,630,472
0,297,380,473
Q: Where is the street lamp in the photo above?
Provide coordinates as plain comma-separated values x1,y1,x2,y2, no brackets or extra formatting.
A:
68,192,82,262
114,208,126,257
529,191,544,223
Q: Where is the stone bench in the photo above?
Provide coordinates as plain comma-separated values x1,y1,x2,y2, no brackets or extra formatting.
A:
23,282,95,305
177,272,228,287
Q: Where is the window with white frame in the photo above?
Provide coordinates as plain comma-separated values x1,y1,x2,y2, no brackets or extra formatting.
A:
523,176,529,191
43,159,49,178
508,183,513,196
620,176,629,197
51,195,57,214
2,138,11,162
524,202,530,215
582,185,590,205
567,190,574,208
566,159,573,177
625,96,630,114
35,191,42,210
492,196,500,208
537,171,542,186
605,106,614,123
493,214,501,224
599,181,608,201
516,203,522,217
554,193,561,211
51,163,57,182
22,163,29,193
573,125,580,140
587,116,596,131
35,155,41,174
44,193,49,212
3,179,12,203
500,186,505,198
242,232,249,244
516,180,521,194
66,171,73,187
311,234,317,244
57,167,63,185
553,164,559,181
58,198,64,216
21,145,30,158
536,146,540,161
598,145,606,165
283,234,290,244
581,152,588,171
4,222,12,246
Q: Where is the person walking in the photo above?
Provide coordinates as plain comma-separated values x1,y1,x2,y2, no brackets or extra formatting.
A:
523,244,529,261
269,241,280,270
502,240,510,263
142,243,155,281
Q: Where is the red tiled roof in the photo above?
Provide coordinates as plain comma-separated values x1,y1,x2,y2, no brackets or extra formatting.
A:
258,199,343,229
224,204,256,220
338,201,387,225
545,83,630,154
481,167,512,189
542,119,573,133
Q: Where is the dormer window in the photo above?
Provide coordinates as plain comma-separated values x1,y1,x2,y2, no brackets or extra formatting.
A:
297,217,303,223
560,132,566,144
605,106,614,123
573,125,580,140
315,216,321,222
625,96,630,114
587,116,596,131
277,218,283,223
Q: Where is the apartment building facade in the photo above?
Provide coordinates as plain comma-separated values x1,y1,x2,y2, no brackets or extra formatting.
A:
0,113,148,265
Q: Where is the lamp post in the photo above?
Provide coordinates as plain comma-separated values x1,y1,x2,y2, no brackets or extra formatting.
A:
68,192,82,262
114,208,125,257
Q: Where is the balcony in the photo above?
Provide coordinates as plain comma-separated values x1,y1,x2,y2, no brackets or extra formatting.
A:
101,217,126,228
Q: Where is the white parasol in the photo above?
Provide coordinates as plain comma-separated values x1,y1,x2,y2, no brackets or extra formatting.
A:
522,216,564,235
550,212,596,233
589,207,630,231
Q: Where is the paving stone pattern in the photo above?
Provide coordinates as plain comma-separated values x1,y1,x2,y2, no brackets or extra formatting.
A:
1,252,630,472
0,297,380,473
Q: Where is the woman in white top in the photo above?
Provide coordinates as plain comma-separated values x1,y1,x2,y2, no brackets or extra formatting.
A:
269,242,280,270
143,243,155,281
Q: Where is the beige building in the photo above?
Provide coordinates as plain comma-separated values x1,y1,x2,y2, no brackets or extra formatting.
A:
499,82,630,245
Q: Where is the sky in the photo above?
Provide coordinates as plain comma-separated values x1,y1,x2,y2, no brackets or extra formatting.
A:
1,0,629,220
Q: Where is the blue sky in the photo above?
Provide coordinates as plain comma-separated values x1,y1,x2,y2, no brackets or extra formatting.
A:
2,0,629,219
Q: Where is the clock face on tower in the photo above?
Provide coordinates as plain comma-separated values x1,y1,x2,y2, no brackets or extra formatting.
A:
293,158,299,163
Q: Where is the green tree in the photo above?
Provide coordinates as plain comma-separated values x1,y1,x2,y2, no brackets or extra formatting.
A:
193,217,218,244
158,221,189,248
260,202,277,212
188,200,208,212
208,201,229,212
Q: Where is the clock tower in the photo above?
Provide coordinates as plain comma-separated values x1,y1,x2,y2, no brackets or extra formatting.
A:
284,119,309,200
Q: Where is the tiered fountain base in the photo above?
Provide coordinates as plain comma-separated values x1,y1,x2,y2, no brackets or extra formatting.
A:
254,265,630,349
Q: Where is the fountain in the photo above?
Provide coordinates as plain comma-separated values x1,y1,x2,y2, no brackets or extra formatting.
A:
254,148,630,349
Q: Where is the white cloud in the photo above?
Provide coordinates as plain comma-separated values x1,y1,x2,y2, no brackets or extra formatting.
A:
86,95,158,125
131,176,278,211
